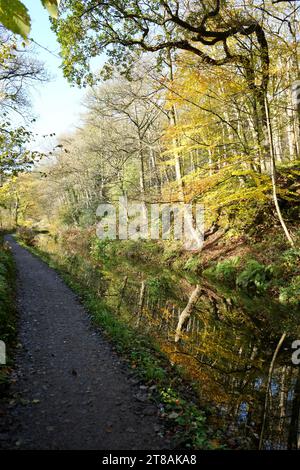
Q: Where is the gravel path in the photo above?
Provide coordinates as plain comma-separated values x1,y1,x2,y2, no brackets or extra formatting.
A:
1,236,167,450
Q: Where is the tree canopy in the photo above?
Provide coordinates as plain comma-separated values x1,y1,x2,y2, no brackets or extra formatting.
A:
53,0,294,86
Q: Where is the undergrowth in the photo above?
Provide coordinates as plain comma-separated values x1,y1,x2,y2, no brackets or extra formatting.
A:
203,239,300,303
0,235,16,389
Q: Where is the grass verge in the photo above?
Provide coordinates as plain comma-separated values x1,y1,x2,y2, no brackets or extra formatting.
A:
0,235,16,393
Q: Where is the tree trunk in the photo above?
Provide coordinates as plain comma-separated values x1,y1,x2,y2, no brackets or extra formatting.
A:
259,332,287,450
175,285,201,343
136,281,146,327
264,98,295,247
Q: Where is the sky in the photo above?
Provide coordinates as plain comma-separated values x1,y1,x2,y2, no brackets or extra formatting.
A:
22,0,86,151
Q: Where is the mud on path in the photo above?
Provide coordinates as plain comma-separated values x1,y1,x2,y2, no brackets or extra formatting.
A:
0,236,168,450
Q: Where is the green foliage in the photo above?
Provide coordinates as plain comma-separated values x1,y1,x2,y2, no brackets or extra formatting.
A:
0,237,16,387
279,276,300,306
279,248,300,274
130,349,166,382
236,260,273,294
146,275,172,302
160,388,209,449
41,0,60,19
0,0,30,39
202,234,300,302
0,121,40,179
90,238,118,268
204,257,240,287
0,244,15,341
90,237,163,271
0,0,60,38
183,256,201,273
0,116,44,200
161,243,183,264
204,257,277,295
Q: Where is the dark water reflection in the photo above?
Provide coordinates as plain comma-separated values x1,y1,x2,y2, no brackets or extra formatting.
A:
101,260,300,450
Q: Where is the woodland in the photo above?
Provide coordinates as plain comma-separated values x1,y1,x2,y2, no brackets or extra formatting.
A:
0,0,299,451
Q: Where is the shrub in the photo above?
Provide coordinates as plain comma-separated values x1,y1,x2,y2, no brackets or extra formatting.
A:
279,275,300,305
279,248,300,275
204,257,240,287
236,259,272,294
146,274,173,302
90,237,119,268
184,256,201,273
